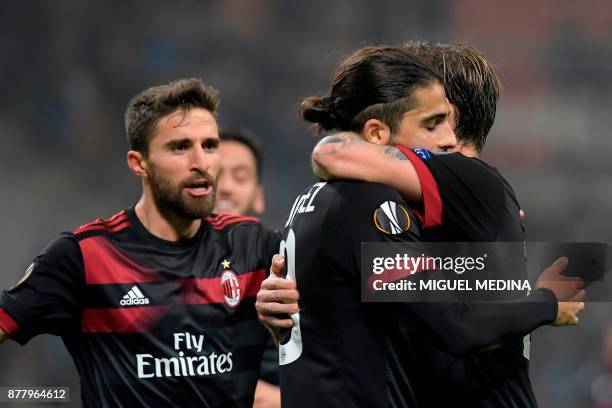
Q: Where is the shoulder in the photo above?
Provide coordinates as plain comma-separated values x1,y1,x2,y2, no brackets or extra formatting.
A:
204,213,261,232
415,152,506,200
37,232,81,261
429,153,503,183
21,232,84,285
205,213,272,245
323,182,420,245
72,209,132,239
325,181,416,233
326,180,408,210
326,180,405,201
205,214,280,261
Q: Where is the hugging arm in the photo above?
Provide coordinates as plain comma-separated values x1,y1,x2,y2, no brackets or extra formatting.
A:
312,133,422,201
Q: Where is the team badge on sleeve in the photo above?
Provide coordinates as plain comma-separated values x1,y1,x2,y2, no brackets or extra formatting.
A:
373,201,411,235
11,262,35,289
413,148,431,160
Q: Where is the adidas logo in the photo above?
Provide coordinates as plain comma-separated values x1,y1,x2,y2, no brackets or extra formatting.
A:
120,285,150,306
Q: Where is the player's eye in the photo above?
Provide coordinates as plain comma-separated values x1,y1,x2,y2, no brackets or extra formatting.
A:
203,139,219,152
233,168,251,183
425,117,447,132
171,142,190,151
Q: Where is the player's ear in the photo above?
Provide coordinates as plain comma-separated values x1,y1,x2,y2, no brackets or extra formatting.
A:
361,119,391,145
127,150,148,178
252,185,265,214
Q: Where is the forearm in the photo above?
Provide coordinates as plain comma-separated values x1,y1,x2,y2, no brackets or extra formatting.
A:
311,133,422,201
253,380,281,408
408,288,557,356
311,133,369,181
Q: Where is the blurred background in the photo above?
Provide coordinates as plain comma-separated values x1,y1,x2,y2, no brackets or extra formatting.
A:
0,0,610,406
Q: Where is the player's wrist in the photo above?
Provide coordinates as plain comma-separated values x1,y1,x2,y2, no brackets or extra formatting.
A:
534,287,559,323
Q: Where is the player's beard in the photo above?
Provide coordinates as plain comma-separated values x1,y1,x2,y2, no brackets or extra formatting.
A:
148,166,217,220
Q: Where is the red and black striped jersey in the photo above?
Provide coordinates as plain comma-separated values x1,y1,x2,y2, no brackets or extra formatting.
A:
0,207,281,408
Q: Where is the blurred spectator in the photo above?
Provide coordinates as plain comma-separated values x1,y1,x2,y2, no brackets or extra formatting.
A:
216,129,265,216
216,128,280,408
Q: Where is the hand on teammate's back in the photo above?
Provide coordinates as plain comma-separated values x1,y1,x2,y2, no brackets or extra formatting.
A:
536,257,585,301
553,301,585,326
536,257,585,326
256,255,299,330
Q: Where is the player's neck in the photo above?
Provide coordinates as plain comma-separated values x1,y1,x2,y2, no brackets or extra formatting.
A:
134,196,202,242
459,145,479,157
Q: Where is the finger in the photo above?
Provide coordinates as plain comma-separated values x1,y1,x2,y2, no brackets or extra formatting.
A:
255,301,300,315
256,302,299,315
261,277,297,291
563,312,578,326
257,289,299,303
559,275,585,287
570,290,586,302
519,209,525,221
558,278,585,299
258,314,294,329
269,254,285,277
539,257,569,283
558,301,584,312
261,276,297,290
548,257,569,273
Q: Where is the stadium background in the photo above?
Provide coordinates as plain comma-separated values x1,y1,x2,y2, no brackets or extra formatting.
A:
0,1,610,406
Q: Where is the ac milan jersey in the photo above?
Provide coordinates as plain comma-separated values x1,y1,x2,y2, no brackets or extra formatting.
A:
400,148,523,242
278,180,423,408
0,207,280,408
397,147,544,408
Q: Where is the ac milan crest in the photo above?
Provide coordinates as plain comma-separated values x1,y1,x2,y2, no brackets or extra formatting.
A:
221,270,241,308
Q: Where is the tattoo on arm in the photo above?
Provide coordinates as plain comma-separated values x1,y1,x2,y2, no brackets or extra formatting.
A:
313,135,351,156
383,146,408,161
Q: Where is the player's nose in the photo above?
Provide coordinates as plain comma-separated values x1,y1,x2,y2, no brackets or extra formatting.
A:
190,145,211,172
217,173,233,196
437,122,457,152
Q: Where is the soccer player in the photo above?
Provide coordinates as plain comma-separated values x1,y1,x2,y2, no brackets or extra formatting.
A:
257,46,583,408
0,79,282,408
215,129,280,408
310,42,583,406
215,129,265,216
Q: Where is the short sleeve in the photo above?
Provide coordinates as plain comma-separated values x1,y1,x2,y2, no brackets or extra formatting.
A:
0,233,84,344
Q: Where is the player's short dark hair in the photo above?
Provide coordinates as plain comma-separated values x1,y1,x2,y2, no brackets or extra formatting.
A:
220,129,264,179
299,45,441,135
404,42,500,152
125,78,220,155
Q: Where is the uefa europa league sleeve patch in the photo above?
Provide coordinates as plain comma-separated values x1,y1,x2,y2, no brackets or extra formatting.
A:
11,262,35,289
373,201,411,235
412,148,431,160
